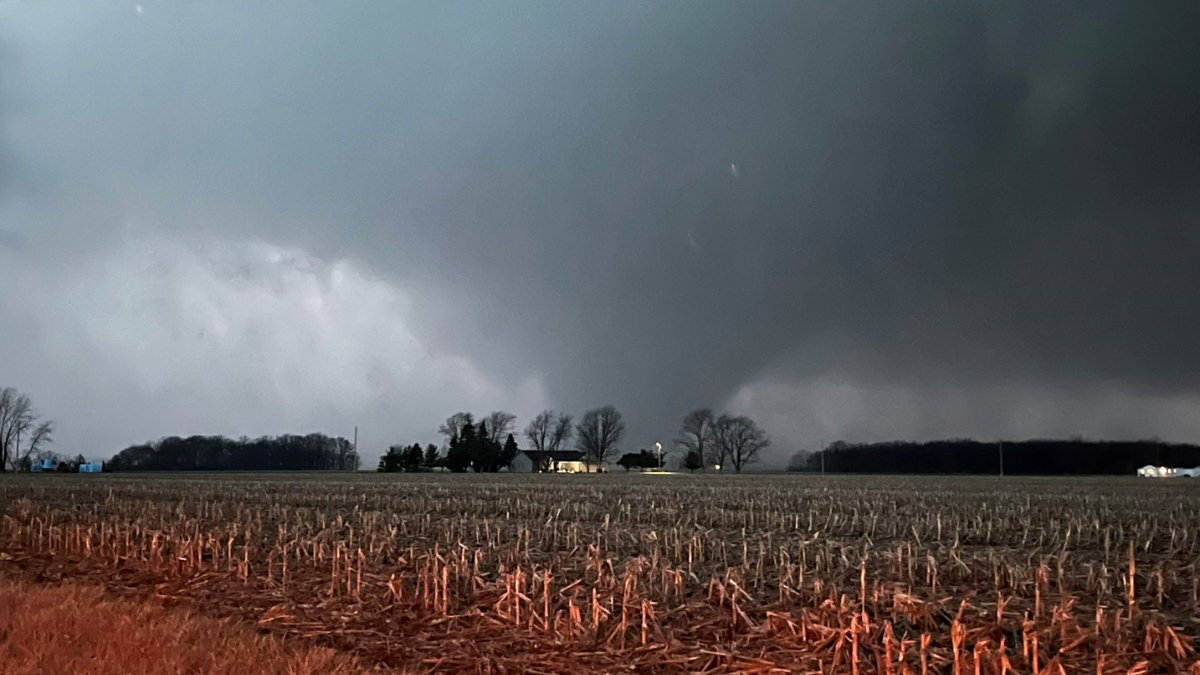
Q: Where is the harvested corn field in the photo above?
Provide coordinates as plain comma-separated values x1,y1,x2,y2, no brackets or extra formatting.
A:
1,473,1199,674
0,578,370,675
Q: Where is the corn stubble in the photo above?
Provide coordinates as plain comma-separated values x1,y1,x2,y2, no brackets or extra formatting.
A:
0,579,369,675
1,473,1198,674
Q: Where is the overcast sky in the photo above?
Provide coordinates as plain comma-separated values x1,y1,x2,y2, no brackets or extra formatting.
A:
2,2,1199,465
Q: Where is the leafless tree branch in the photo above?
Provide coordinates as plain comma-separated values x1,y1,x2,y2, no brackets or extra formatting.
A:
438,412,475,444
576,405,625,468
713,414,770,473
674,408,715,468
0,387,52,472
484,411,516,444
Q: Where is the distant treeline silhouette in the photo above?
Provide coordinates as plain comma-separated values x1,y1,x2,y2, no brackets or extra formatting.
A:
788,439,1200,475
108,434,360,471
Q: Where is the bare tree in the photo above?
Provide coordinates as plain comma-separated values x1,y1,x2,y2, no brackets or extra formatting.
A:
524,410,573,452
0,388,33,471
15,420,55,471
575,405,625,469
712,414,770,473
550,412,573,452
0,389,13,470
524,411,552,452
438,412,475,443
484,411,517,445
0,387,51,472
674,408,715,469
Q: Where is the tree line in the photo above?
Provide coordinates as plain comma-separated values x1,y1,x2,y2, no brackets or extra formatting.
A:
3,383,775,474
377,410,522,473
377,406,770,474
377,426,520,473
378,407,618,473
108,433,361,471
788,439,1200,475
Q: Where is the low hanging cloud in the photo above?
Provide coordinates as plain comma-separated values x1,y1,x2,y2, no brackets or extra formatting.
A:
0,232,547,459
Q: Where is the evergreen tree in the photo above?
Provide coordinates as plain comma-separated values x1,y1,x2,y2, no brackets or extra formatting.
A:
683,449,704,472
500,434,520,470
617,449,659,471
478,433,506,472
444,432,471,472
378,445,405,473
617,453,638,471
422,443,441,471
460,421,477,446
465,420,507,472
403,443,423,472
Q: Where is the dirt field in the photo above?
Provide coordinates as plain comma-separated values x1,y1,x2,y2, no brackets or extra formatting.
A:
1,473,1198,674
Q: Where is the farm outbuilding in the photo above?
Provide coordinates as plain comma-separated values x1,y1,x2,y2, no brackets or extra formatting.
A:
28,459,57,473
27,459,103,473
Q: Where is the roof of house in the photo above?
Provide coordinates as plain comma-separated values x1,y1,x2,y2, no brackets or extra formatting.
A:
520,449,585,462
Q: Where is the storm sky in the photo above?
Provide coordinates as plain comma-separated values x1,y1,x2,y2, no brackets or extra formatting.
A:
2,1,1199,465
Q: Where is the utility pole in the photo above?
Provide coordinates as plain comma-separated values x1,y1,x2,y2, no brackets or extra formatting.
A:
820,440,825,475
354,426,358,461
999,441,1004,477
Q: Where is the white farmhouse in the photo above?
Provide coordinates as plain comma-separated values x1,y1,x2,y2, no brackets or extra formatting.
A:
1137,465,1200,478
507,449,608,473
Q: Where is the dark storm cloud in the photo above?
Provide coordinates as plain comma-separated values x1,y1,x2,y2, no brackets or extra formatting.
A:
394,1,1200,433
772,2,1200,392
3,1,1199,458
